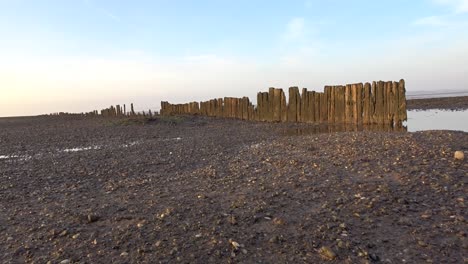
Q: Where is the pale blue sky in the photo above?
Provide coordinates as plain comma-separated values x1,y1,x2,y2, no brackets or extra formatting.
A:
1,0,468,116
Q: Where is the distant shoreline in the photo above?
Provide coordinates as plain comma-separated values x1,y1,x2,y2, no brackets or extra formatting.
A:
407,96,468,111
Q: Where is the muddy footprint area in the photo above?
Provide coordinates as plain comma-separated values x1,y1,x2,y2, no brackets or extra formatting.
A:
0,115,467,263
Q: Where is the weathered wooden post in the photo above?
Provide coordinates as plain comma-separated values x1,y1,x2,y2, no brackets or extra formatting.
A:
356,83,363,124
398,79,407,126
271,89,280,122
280,89,287,122
314,91,320,122
308,91,315,123
392,81,399,126
131,103,135,116
363,83,371,124
288,87,299,122
385,81,393,125
376,81,385,124
300,88,308,122
327,86,335,123
344,84,352,123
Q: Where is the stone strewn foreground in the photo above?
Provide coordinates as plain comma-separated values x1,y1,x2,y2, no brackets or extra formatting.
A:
0,116,466,263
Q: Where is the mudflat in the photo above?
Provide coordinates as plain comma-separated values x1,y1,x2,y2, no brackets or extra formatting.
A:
407,96,468,110
0,115,466,263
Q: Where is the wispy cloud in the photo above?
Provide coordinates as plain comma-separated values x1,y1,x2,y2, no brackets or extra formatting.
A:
413,15,449,26
413,1,468,27
83,0,120,21
283,17,306,40
433,0,468,13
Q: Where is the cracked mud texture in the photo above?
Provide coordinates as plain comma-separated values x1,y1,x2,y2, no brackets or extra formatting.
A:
407,96,468,111
0,115,467,263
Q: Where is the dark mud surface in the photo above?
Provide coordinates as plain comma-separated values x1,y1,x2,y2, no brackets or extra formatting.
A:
407,96,468,111
0,116,467,263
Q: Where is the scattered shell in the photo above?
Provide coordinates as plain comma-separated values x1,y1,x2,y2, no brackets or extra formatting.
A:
230,240,240,250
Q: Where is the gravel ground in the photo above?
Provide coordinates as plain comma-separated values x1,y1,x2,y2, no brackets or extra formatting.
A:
0,115,467,263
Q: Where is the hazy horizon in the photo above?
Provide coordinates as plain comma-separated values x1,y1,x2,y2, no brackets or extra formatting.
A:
1,0,468,117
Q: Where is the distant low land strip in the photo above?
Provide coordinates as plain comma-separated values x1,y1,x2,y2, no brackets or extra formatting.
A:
407,96,468,111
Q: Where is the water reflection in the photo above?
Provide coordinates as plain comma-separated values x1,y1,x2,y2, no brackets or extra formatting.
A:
284,123,407,136
406,110,468,132
284,109,468,135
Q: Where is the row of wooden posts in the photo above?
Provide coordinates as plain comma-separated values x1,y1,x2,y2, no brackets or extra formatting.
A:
100,103,137,117
99,104,152,117
51,103,147,117
160,80,407,126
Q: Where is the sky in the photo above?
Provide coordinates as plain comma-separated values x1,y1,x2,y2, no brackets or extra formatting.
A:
1,0,468,116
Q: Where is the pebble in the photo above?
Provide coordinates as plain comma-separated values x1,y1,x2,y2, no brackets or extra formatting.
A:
273,217,285,226
87,214,99,223
418,240,428,247
6,237,13,242
230,240,240,250
120,252,129,256
454,151,464,160
369,253,380,261
59,260,71,264
318,246,337,260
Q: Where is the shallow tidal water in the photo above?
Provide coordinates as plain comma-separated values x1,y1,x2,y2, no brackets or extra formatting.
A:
284,109,468,136
406,109,468,132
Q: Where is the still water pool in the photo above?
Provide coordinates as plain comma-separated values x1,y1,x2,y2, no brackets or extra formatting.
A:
406,110,468,132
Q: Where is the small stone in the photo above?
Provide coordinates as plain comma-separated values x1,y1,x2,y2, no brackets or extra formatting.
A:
337,240,345,248
269,236,278,243
454,151,464,160
229,215,237,225
421,213,431,219
87,214,99,223
59,260,71,264
155,240,162,247
418,240,428,247
59,230,68,237
241,248,248,254
318,246,337,260
369,253,380,261
120,252,129,257
273,217,285,226
6,237,13,242
72,233,80,239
